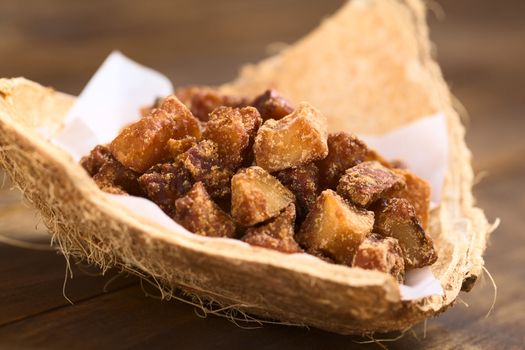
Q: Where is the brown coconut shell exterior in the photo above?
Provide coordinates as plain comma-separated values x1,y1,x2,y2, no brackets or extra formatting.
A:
0,0,492,335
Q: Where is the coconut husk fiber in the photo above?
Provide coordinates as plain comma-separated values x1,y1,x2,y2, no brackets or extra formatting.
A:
0,0,492,335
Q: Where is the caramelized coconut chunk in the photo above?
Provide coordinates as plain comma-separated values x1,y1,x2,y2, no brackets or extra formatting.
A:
92,160,143,196
110,96,201,173
317,132,368,189
251,89,294,121
242,204,302,254
175,182,236,238
296,190,374,265
138,161,193,215
166,136,197,159
231,166,294,226
238,106,263,140
140,97,163,118
392,169,431,230
276,163,320,222
109,109,175,172
182,140,233,199
81,145,142,195
80,145,114,176
203,106,262,169
374,198,437,268
337,161,405,207
254,102,328,172
157,95,202,140
175,86,246,122
352,234,405,283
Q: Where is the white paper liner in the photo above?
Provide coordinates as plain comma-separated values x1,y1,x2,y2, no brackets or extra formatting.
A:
43,51,445,300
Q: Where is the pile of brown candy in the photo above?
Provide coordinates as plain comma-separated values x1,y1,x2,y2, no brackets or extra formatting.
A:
81,87,437,283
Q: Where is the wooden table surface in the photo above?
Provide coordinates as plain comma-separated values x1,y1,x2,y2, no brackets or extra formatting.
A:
1,1,524,349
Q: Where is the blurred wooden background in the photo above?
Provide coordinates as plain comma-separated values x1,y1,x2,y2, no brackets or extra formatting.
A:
1,0,524,348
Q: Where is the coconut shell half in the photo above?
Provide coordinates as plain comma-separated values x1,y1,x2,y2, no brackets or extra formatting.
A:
0,0,491,335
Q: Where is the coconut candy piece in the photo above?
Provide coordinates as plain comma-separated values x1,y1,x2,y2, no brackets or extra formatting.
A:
81,145,142,196
374,198,437,268
254,102,328,172
296,189,374,266
138,160,193,216
231,166,294,226
392,169,431,230
276,163,320,222
175,182,236,238
251,89,294,121
80,144,114,176
181,140,233,199
203,106,261,169
317,132,368,189
337,161,405,207
352,234,405,283
175,85,247,122
166,136,198,159
242,204,302,254
109,96,200,172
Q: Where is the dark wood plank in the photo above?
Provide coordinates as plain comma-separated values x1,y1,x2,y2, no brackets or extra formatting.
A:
0,243,137,326
0,283,408,350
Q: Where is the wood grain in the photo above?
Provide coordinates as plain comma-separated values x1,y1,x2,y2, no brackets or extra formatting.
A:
0,244,137,327
0,0,524,348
